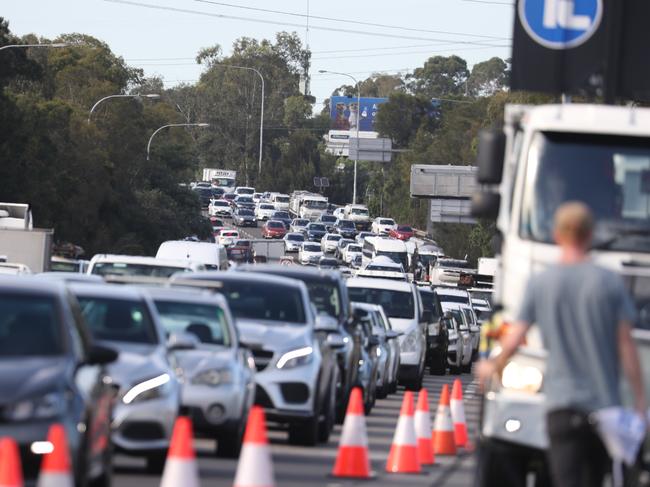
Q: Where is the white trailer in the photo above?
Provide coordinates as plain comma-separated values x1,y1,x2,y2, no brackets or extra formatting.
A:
202,168,237,193
289,192,328,221
0,203,52,273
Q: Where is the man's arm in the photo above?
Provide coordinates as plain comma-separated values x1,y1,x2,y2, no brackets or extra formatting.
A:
476,321,529,389
618,320,647,415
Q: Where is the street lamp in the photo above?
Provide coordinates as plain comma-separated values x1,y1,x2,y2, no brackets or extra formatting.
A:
319,69,361,204
210,64,265,176
0,42,70,52
88,93,161,123
146,123,209,161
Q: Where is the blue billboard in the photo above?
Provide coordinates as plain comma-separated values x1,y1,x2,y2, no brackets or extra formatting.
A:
329,96,388,132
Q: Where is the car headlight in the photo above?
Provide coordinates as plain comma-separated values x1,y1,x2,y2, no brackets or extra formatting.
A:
5,392,66,421
501,361,543,394
400,330,419,353
191,368,233,387
276,346,313,369
123,373,172,404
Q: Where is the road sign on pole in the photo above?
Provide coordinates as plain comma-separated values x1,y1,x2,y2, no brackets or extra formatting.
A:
348,138,392,162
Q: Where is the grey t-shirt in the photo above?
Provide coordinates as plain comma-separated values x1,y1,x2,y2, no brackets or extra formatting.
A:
517,262,637,413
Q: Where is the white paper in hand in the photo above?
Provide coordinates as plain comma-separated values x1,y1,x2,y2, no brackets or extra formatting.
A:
592,407,645,466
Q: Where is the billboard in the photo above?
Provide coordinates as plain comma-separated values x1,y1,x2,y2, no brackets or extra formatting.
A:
329,96,388,132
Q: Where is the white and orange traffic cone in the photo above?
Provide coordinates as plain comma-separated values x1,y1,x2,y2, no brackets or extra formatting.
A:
332,387,372,478
160,417,199,487
451,379,470,449
37,424,73,487
386,391,421,474
432,384,457,456
0,437,23,487
415,389,435,466
233,406,275,487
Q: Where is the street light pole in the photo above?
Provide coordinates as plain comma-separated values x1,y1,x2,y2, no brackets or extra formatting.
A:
0,42,70,52
147,123,209,161
88,93,160,123
210,64,265,176
319,69,361,204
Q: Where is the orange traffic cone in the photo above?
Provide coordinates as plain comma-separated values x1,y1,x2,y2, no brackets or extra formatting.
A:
451,379,469,449
0,438,23,487
432,384,457,456
160,417,199,487
37,424,73,487
332,387,372,478
234,406,275,487
415,389,435,466
386,391,421,474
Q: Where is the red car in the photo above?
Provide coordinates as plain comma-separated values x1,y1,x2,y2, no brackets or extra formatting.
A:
262,220,287,239
390,225,414,241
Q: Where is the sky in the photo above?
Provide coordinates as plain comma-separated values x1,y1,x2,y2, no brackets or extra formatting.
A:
2,0,514,109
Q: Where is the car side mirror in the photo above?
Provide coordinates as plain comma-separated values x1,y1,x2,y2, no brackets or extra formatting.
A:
167,332,200,351
314,314,339,333
471,191,501,220
326,333,346,350
476,128,506,184
86,344,118,366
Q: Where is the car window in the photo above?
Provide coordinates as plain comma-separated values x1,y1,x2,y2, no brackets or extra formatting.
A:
348,287,414,319
347,245,362,252
303,244,321,252
219,281,306,324
0,295,64,356
77,297,159,344
309,224,326,232
287,234,304,241
154,301,231,347
92,262,188,278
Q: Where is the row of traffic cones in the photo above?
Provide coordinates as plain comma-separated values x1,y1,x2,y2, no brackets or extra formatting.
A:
0,379,470,486
334,378,471,477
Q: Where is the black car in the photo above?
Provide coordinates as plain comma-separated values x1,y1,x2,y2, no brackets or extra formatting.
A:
421,287,449,375
317,214,338,232
0,277,117,484
233,195,255,210
233,208,257,227
304,222,327,242
271,211,292,229
318,257,339,269
334,219,357,239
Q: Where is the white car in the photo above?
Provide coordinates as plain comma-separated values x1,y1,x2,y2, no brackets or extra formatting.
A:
299,242,324,265
332,208,345,220
218,229,240,247
209,199,233,218
355,256,407,281
255,203,276,221
356,231,376,245
234,186,255,196
284,232,305,252
371,217,397,235
321,233,342,253
443,307,473,374
252,192,263,203
341,243,362,264
290,218,310,233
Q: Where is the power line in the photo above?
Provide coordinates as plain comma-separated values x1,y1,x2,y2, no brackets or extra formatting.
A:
192,0,510,41
103,0,510,47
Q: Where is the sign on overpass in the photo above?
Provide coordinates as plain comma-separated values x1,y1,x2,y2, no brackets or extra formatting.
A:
349,137,392,162
410,165,477,198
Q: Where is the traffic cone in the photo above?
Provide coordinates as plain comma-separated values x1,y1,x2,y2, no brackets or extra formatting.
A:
332,388,372,478
160,417,199,487
386,391,421,474
415,389,435,466
0,438,23,487
432,384,457,456
37,424,73,487
451,379,469,449
233,406,275,487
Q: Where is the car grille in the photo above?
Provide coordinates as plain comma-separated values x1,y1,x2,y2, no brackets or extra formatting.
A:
254,385,274,408
121,421,166,441
280,383,310,404
250,349,275,372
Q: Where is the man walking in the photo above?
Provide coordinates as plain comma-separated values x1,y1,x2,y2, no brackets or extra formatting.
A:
477,201,646,486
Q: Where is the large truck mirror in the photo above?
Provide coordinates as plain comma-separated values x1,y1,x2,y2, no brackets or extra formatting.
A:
471,191,501,220
477,129,506,184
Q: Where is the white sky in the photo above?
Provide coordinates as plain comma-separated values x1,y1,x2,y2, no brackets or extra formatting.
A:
3,0,514,108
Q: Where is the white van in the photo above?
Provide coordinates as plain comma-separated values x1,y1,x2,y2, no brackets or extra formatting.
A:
271,193,290,211
347,277,425,390
87,254,205,278
156,241,229,270
361,236,408,270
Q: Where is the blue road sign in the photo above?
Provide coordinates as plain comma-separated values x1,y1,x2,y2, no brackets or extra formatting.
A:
518,0,603,49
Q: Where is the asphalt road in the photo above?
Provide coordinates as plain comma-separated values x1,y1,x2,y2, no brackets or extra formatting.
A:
113,372,480,487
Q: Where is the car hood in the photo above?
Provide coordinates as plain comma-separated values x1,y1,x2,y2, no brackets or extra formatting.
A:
173,347,237,377
236,319,311,351
100,341,169,390
0,357,70,404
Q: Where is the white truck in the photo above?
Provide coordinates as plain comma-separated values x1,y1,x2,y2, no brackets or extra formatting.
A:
0,203,53,273
472,103,650,484
343,204,371,231
289,192,328,221
202,168,237,193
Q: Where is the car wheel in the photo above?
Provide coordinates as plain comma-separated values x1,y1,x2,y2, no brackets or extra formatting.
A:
318,376,337,443
288,415,319,446
364,373,377,415
145,451,167,475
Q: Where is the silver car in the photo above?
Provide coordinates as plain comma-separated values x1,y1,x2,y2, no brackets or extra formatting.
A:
368,304,401,396
70,284,181,474
146,288,255,458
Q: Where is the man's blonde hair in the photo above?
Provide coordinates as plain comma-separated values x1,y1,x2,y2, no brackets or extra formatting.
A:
554,201,594,245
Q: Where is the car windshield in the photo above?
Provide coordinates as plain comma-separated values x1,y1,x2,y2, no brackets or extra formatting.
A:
268,221,284,228
92,262,189,278
276,196,289,203
154,301,231,347
237,197,253,203
437,260,470,269
305,200,327,209
320,215,337,223
521,132,650,251
224,194,236,200
51,260,80,273
351,208,368,216
319,259,339,268
303,280,342,318
339,220,355,229
376,251,408,270
303,244,321,252
436,293,470,305
234,240,250,247
260,204,274,209
238,188,254,195
215,178,235,188
293,219,308,226
398,226,412,232
0,296,63,356
380,219,395,225
78,297,158,344
348,287,414,320
213,200,229,206
219,281,306,324
328,235,342,241
238,209,254,216
274,212,290,218
287,234,304,241
347,245,362,253
367,265,403,272
309,224,326,232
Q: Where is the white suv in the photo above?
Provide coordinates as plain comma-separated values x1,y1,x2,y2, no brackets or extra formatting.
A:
371,217,396,235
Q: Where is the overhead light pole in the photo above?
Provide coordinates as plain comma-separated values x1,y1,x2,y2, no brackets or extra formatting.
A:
0,42,70,52
147,123,209,161
319,69,361,204
88,93,160,123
